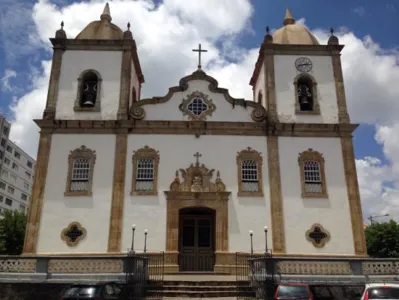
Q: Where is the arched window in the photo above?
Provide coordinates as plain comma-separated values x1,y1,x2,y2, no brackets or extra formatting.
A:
131,146,160,195
257,91,263,105
65,145,96,196
294,74,320,114
236,147,263,197
74,70,102,112
298,148,328,198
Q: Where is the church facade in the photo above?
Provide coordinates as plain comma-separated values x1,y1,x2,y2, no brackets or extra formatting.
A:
23,4,367,274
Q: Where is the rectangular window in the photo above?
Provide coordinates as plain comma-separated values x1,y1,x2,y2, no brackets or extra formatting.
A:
6,145,12,153
4,157,10,165
21,193,27,201
135,158,155,192
19,204,25,212
0,182,5,189
7,186,14,194
5,198,12,206
0,195,3,202
3,127,9,136
1,170,8,178
303,161,323,194
14,151,20,159
25,171,31,180
12,162,18,171
27,160,32,168
0,151,3,159
0,138,6,147
241,160,259,192
10,174,17,183
24,182,29,190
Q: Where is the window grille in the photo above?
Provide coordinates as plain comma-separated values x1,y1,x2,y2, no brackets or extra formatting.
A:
136,158,154,191
241,160,258,192
70,158,90,192
303,160,322,193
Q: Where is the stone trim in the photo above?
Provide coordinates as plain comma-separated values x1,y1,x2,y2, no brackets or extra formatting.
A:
43,44,64,120
236,147,264,197
73,69,102,112
332,52,350,123
34,119,359,137
108,134,128,252
23,133,53,254
267,135,286,254
179,91,217,121
250,43,344,88
298,148,328,198
294,73,321,115
130,69,267,123
61,221,87,247
264,50,278,122
131,146,160,196
341,136,367,255
305,223,331,248
64,146,96,197
117,46,132,120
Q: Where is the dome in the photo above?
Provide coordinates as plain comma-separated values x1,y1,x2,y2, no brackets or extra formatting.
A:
75,3,123,40
272,9,319,45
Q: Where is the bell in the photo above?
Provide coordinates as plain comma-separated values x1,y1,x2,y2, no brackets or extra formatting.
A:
300,96,309,105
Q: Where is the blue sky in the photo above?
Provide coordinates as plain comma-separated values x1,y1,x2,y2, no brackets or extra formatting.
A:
0,0,398,219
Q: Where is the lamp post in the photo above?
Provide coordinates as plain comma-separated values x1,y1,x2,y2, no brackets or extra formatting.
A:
131,224,136,252
264,226,268,253
144,229,148,253
249,230,253,255
368,213,389,225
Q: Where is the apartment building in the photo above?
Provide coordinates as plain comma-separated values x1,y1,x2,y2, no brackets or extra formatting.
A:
0,115,36,214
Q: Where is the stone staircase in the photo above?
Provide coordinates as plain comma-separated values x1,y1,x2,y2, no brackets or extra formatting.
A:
149,275,255,298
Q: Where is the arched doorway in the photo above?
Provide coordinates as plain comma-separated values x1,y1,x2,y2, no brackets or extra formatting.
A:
179,207,215,271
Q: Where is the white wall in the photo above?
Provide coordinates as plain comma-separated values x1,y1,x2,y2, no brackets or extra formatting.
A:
37,134,116,254
254,63,265,106
279,137,355,255
274,55,339,123
142,80,258,122
122,135,271,253
56,51,122,120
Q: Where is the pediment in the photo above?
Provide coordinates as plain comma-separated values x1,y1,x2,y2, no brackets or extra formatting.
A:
130,69,267,123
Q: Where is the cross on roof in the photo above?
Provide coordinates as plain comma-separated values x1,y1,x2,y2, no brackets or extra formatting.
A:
192,44,208,70
194,152,202,164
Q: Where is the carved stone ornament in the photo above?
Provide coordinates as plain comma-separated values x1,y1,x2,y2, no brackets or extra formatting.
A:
61,222,87,247
305,223,331,248
169,156,226,193
179,91,216,121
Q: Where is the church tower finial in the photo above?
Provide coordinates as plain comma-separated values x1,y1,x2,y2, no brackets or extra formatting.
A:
283,8,295,26
100,2,112,22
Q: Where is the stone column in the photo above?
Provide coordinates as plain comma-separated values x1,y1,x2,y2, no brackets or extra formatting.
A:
107,133,128,252
341,135,367,255
267,135,286,254
117,42,132,120
23,132,53,254
43,44,64,120
332,51,350,124
263,47,278,122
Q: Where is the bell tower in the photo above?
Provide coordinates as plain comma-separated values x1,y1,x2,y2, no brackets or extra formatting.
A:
42,2,144,121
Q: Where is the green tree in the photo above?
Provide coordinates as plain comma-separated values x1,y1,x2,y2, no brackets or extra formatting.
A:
366,219,399,258
0,210,27,255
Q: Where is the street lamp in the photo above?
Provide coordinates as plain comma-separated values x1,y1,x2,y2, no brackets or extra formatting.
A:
264,226,268,253
131,224,136,252
144,229,148,253
249,230,253,255
368,213,389,225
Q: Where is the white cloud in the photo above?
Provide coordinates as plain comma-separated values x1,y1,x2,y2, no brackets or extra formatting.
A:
353,6,366,17
1,69,17,92
5,1,399,222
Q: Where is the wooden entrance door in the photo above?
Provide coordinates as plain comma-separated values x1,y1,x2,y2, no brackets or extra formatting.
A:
179,210,215,272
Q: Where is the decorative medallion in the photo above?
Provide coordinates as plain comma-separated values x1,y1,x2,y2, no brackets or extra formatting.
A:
179,91,216,121
305,223,331,248
295,57,313,73
61,222,87,247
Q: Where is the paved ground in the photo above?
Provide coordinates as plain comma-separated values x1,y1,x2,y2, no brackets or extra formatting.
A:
164,275,236,281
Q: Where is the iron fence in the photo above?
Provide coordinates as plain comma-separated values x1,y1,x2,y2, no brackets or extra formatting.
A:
124,251,164,300
236,252,275,300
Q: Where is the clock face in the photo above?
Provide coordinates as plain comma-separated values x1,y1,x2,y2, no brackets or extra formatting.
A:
295,57,313,73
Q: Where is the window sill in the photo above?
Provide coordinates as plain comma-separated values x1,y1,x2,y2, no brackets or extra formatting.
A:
64,191,92,197
295,109,321,115
301,192,328,199
73,105,101,112
237,191,264,198
131,191,158,196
